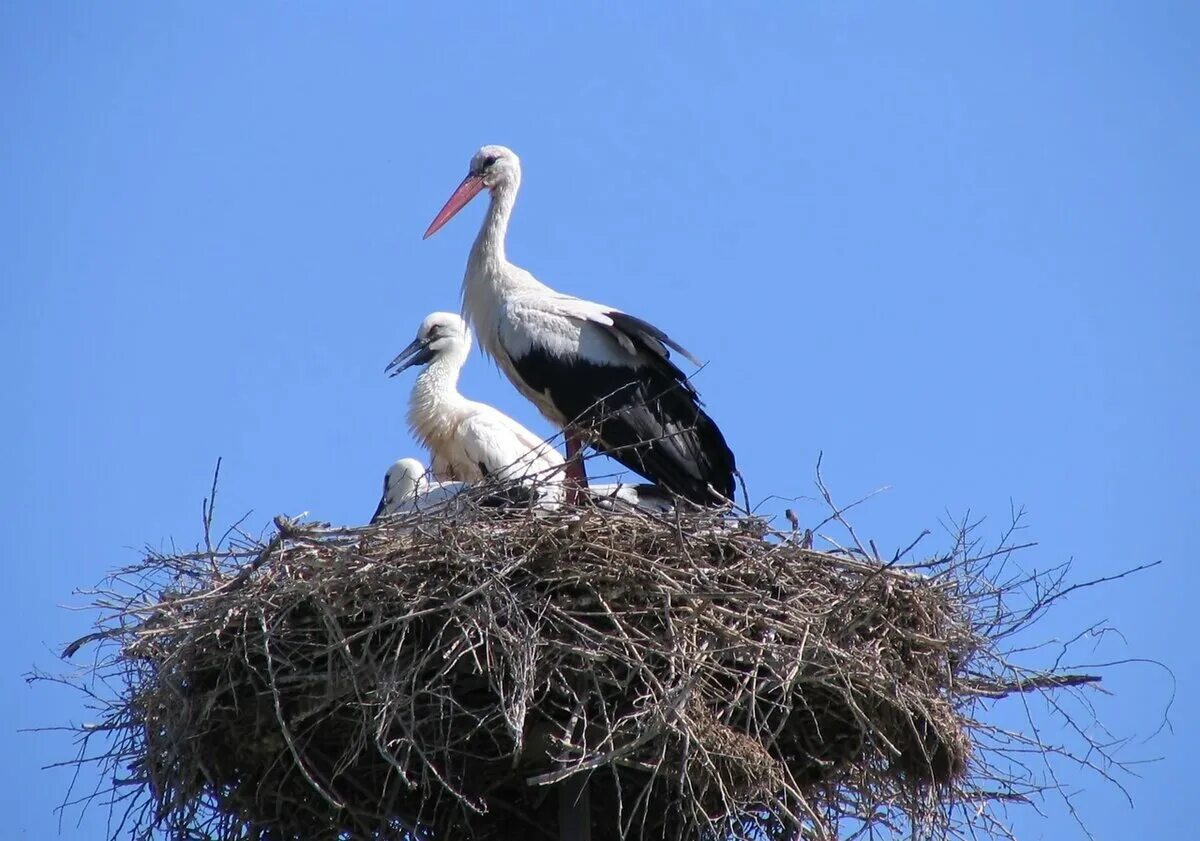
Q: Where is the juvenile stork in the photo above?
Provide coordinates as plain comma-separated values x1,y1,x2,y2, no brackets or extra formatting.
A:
423,145,737,503
370,458,466,522
385,311,566,488
370,457,546,521
370,457,674,522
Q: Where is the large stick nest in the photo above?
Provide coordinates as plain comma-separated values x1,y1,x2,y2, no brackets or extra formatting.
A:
52,485,1118,841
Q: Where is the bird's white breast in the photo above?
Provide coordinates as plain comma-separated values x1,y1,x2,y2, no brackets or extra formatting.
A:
462,248,645,432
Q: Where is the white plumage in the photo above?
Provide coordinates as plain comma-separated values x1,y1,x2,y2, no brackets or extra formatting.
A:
423,145,737,504
370,457,673,523
588,482,675,514
371,457,467,522
385,311,565,487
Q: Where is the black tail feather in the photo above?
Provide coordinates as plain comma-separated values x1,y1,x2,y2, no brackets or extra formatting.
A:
586,372,736,503
511,347,736,503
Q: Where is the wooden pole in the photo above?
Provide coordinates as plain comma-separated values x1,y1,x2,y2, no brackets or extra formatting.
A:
558,774,591,841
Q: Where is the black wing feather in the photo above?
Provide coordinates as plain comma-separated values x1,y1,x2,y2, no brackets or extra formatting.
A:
509,312,736,502
607,310,702,367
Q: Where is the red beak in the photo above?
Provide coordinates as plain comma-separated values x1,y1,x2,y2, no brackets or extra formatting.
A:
423,173,486,240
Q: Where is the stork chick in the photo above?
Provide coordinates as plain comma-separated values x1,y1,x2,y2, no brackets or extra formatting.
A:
371,457,470,522
385,312,566,488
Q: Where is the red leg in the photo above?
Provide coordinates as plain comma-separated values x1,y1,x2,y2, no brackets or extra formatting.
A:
564,431,588,504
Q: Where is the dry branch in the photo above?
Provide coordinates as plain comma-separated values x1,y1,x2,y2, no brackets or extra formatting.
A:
40,484,1142,841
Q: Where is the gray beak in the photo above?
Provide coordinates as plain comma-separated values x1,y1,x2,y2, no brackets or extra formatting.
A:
385,338,435,377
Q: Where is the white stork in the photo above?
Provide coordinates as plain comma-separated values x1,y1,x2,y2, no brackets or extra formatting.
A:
422,145,737,504
370,458,467,522
370,457,674,522
590,482,675,514
385,311,566,488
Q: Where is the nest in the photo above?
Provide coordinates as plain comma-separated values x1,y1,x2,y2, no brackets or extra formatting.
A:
51,485,1116,841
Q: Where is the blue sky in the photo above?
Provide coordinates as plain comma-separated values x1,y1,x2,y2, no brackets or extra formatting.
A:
2,3,1196,837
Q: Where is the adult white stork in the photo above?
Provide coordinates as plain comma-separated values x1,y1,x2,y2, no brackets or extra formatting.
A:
370,458,467,522
423,145,737,504
385,311,566,488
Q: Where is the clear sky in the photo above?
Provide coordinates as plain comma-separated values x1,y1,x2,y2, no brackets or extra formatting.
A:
2,3,1196,838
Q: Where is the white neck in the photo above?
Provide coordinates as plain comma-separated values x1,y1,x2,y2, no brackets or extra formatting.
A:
472,181,517,268
461,177,542,358
407,346,469,444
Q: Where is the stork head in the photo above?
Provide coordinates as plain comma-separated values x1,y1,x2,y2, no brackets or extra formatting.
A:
384,458,428,502
423,145,521,239
384,311,471,376
373,457,428,520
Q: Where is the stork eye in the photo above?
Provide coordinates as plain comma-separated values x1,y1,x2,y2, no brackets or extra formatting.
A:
482,155,499,168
